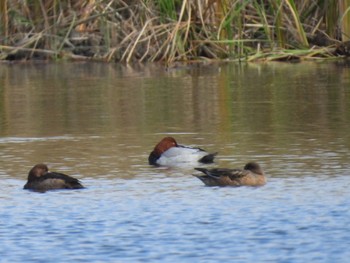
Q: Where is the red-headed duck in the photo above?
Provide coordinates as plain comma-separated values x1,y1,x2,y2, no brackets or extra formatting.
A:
193,162,266,187
24,164,84,192
148,137,217,166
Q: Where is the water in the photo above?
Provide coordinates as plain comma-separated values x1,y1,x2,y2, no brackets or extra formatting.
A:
0,61,350,262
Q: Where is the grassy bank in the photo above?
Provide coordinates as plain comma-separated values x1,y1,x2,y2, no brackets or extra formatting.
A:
0,0,350,63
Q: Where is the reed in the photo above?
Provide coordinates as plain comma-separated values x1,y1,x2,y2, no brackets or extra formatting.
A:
0,0,8,43
0,0,349,62
339,0,350,41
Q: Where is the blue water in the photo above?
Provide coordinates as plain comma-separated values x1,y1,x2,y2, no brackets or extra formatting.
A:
1,168,350,262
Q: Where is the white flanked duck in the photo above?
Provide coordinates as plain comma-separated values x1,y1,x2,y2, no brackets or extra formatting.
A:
148,137,217,166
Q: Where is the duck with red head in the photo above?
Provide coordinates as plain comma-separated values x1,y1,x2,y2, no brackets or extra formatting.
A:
24,164,84,192
148,137,217,167
193,162,266,187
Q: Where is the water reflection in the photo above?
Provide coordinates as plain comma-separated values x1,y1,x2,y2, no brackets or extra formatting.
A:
1,62,349,138
0,62,349,176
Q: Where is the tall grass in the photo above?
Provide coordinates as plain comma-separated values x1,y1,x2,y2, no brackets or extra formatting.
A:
0,0,349,62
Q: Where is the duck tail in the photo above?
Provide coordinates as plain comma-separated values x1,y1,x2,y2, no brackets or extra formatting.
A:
194,167,208,173
194,168,219,179
71,180,85,189
193,168,221,186
199,152,218,164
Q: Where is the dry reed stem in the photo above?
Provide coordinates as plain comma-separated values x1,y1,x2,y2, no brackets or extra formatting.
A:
125,17,157,63
285,0,309,46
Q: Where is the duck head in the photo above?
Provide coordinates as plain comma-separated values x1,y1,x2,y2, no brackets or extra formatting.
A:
148,137,178,165
244,162,264,175
28,163,49,181
153,137,178,156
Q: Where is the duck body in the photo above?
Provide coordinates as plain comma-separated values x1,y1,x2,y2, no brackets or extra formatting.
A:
194,162,266,187
24,164,84,192
148,137,217,166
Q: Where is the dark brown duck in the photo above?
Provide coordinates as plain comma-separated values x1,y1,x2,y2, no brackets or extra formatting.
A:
24,164,84,192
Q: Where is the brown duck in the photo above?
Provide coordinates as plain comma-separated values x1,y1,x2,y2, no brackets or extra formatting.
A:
24,164,84,192
194,162,266,187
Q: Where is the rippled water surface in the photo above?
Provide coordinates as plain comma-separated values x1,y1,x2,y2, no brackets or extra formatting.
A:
1,62,350,262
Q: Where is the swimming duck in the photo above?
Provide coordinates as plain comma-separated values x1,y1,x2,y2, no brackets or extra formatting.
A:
24,164,84,192
193,162,266,187
148,137,217,166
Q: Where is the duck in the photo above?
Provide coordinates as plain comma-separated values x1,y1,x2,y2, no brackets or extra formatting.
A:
24,163,84,192
148,137,217,166
193,162,266,187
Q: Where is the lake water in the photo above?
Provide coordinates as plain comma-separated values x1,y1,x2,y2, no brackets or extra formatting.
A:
0,61,350,262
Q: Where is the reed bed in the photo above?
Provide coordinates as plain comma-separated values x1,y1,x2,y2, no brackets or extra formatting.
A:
0,0,349,63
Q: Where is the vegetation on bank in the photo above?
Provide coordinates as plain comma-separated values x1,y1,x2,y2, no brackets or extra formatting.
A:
0,0,350,63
